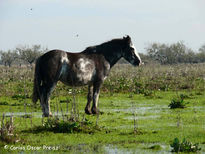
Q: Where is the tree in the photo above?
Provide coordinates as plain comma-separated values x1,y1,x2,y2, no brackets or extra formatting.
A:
146,43,169,64
0,50,18,67
146,41,195,64
197,44,205,63
184,50,197,63
16,45,46,66
199,44,205,53
169,41,186,63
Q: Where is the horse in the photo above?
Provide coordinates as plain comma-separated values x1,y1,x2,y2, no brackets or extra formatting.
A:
32,35,142,117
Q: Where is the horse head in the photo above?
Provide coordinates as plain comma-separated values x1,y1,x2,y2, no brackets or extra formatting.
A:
122,35,142,66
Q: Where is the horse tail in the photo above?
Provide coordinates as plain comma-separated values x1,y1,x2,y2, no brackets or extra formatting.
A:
32,57,42,104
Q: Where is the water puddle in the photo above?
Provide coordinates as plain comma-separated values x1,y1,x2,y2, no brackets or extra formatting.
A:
0,112,70,118
104,105,168,115
124,115,160,120
104,143,172,154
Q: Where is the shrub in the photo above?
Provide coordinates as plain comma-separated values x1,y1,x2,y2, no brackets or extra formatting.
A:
39,118,96,134
170,138,201,152
0,101,9,105
168,94,189,109
44,119,80,133
12,94,29,100
143,89,153,97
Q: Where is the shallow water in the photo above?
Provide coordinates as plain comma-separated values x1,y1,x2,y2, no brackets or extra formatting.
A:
0,112,69,118
104,143,172,154
1,104,166,118
124,115,160,120
105,105,169,115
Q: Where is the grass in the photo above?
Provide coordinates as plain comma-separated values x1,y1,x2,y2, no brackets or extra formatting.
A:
0,64,205,153
0,91,205,153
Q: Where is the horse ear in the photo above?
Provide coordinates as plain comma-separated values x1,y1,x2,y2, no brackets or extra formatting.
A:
123,35,131,43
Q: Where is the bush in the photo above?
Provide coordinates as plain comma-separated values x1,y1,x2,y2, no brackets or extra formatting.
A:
168,94,189,109
0,101,9,105
170,138,201,152
39,118,96,134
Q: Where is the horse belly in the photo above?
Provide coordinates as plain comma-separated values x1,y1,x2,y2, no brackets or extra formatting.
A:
76,70,95,85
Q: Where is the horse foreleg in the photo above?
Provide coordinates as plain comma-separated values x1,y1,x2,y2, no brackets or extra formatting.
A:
91,83,101,114
85,85,93,115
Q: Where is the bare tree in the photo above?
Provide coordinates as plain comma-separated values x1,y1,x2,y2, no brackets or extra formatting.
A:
0,50,18,67
16,45,46,66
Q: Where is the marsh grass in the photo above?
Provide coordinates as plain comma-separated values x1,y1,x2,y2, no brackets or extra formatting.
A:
0,114,20,143
0,92,205,152
1,63,205,98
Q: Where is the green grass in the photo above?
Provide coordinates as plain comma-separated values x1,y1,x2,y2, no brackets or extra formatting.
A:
0,91,205,153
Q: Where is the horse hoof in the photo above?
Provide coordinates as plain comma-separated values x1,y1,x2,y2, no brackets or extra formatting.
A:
42,114,49,117
85,109,92,115
42,112,53,117
49,113,53,117
91,108,99,115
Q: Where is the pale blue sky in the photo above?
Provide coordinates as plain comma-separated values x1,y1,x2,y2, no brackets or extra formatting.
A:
0,0,204,53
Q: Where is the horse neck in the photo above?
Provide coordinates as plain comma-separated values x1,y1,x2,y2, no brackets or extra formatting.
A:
100,47,123,67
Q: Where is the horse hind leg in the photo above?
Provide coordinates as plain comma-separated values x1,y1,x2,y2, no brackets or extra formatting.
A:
85,85,93,115
40,83,56,117
91,82,101,115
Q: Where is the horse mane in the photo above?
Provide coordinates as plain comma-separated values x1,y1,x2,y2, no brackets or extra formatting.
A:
82,38,124,54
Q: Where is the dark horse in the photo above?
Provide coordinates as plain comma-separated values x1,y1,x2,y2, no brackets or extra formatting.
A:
32,35,142,117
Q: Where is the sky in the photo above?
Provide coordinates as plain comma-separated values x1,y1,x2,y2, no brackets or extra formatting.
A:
0,0,205,53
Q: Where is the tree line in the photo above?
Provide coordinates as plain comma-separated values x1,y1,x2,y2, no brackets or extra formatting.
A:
0,42,205,66
141,41,205,64
0,45,47,67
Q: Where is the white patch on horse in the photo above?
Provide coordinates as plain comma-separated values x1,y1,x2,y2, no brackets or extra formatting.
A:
103,61,110,80
130,43,142,64
77,58,94,84
59,54,69,80
61,54,69,63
